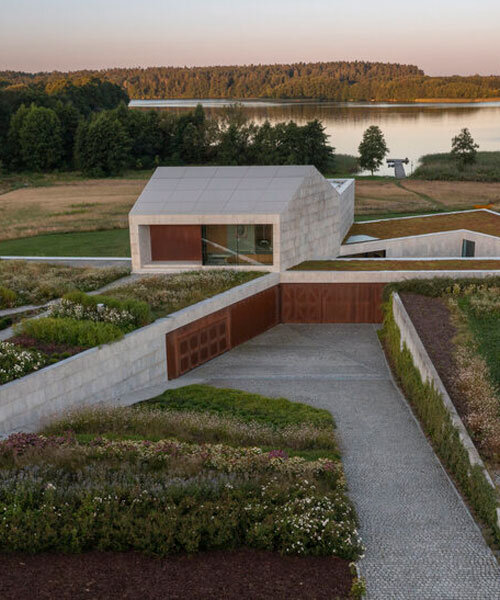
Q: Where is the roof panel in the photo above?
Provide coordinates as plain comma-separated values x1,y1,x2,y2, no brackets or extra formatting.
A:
131,166,317,216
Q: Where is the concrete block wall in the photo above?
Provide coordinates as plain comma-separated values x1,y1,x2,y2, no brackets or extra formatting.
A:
0,273,280,436
279,170,350,270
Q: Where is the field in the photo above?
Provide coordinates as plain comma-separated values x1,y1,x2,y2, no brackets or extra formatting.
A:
0,178,146,241
355,180,500,216
412,151,500,182
2,174,500,257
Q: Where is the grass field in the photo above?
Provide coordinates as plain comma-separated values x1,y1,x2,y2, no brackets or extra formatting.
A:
412,151,500,182
2,171,500,256
0,178,146,241
0,229,131,257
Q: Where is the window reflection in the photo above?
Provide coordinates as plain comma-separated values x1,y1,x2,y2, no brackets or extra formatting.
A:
202,224,273,266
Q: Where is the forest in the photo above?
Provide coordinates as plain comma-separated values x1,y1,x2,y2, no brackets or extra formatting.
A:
2,61,500,101
0,81,334,175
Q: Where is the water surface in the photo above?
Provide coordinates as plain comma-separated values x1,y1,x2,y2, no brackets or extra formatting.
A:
130,99,500,176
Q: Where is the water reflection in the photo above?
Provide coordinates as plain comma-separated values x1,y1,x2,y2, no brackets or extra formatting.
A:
130,100,500,176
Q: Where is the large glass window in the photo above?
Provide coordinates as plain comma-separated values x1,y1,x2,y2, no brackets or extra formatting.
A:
202,224,273,266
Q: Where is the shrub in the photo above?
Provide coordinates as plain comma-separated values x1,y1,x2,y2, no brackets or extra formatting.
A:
49,291,151,331
142,384,335,429
14,317,123,347
0,286,17,309
380,298,500,542
383,276,500,302
0,342,46,384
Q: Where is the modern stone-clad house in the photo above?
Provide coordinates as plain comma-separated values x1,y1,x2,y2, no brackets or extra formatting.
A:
129,165,355,273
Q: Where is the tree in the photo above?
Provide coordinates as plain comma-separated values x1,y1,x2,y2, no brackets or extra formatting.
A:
74,111,131,176
451,128,479,169
358,126,389,175
19,104,63,171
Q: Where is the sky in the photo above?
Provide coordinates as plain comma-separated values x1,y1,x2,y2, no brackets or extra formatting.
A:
1,0,499,75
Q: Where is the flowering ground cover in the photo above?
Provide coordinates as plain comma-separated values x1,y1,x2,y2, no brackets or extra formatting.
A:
0,271,261,385
0,386,365,598
0,260,130,308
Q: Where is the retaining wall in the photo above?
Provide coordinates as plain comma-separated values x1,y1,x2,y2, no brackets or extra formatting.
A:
391,292,500,529
0,273,280,435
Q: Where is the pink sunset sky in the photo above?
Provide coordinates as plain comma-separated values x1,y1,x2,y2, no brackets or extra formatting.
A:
1,0,499,75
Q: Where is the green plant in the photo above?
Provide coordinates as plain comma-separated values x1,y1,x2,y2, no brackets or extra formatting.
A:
49,291,152,330
0,342,46,384
14,317,123,347
0,286,17,309
379,298,500,542
142,384,335,429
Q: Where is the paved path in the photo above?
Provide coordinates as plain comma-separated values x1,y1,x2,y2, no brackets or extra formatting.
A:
177,323,500,599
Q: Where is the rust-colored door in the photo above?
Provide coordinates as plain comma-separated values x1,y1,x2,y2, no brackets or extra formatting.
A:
150,225,202,261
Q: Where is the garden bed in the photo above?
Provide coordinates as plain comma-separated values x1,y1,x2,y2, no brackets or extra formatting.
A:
0,385,364,598
0,260,130,308
290,259,500,271
0,549,353,600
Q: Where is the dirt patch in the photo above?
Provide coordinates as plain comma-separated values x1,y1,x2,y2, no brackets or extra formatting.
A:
0,549,353,600
400,293,467,417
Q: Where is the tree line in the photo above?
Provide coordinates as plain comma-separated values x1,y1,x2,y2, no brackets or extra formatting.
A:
2,61,500,101
0,83,334,175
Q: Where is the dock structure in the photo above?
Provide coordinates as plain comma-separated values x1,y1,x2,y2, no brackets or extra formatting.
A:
387,158,409,178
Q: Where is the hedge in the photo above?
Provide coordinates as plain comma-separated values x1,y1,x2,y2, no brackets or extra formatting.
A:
15,317,124,347
379,298,500,543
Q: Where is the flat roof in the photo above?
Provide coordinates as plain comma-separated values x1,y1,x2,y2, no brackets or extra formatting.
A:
130,165,317,216
343,209,500,243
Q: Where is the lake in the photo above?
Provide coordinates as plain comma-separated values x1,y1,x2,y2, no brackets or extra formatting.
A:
129,99,500,176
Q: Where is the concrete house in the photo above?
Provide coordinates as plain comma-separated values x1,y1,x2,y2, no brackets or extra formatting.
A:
129,165,355,273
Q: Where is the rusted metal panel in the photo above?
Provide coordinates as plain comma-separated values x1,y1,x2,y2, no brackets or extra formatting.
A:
166,308,230,378
230,286,280,347
281,283,385,323
150,225,202,262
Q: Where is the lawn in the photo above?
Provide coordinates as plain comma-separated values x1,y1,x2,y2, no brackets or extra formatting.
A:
291,259,500,271
345,209,500,241
412,151,500,182
0,229,131,257
0,385,364,599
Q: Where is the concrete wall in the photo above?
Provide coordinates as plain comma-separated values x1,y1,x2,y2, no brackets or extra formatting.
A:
339,229,500,258
279,172,354,270
0,274,280,436
391,293,500,529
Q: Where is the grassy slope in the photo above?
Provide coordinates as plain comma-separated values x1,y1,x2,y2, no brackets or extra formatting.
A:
0,229,131,257
291,259,500,271
346,210,500,241
412,151,500,182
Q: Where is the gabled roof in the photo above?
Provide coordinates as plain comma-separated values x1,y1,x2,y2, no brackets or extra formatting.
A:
130,165,317,216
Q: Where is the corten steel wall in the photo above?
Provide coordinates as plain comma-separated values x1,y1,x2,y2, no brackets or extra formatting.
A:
150,225,202,261
166,286,280,378
280,283,385,323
